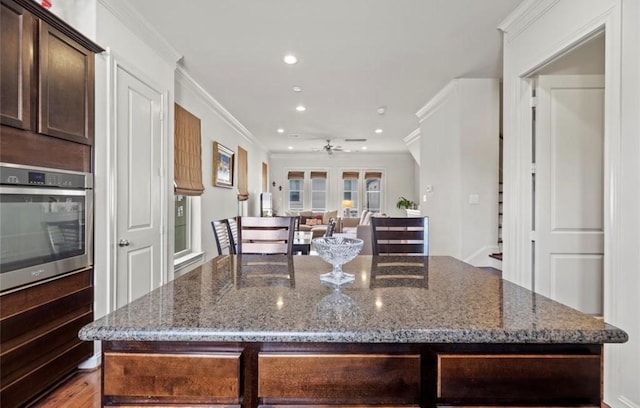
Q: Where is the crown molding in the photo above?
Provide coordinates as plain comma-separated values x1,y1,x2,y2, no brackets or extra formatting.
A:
268,151,412,161
415,79,459,123
403,128,421,145
497,0,561,41
175,67,265,150
97,0,182,64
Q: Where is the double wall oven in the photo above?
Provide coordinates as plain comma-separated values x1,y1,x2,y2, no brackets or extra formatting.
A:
0,163,93,293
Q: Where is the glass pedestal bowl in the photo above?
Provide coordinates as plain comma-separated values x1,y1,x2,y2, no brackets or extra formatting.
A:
312,236,364,286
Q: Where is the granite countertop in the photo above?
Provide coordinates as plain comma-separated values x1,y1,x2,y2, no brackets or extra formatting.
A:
79,255,628,344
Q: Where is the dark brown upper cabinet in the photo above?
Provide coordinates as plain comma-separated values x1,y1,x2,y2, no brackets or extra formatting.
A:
0,0,34,130
0,0,101,149
38,21,95,145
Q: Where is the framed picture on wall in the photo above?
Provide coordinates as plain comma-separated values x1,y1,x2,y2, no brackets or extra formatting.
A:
213,142,234,188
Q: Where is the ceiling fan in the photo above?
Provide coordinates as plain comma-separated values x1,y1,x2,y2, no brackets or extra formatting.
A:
318,139,344,155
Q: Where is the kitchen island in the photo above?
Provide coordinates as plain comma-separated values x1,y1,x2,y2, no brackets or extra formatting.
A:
80,255,627,407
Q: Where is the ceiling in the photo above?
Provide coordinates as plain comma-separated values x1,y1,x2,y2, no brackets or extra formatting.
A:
126,0,522,154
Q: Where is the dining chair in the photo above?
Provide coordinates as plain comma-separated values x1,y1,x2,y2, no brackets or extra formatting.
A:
370,216,429,288
370,216,429,255
226,217,238,254
211,220,234,255
237,216,296,255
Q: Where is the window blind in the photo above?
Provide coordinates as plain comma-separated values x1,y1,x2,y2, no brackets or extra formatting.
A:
342,171,359,180
288,171,304,179
237,146,248,201
364,171,382,179
310,171,327,179
174,104,204,196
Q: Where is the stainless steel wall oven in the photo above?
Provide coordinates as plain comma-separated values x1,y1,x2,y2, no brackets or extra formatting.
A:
0,163,93,292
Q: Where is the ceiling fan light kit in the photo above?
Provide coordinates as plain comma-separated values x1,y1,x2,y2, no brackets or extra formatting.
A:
321,139,343,155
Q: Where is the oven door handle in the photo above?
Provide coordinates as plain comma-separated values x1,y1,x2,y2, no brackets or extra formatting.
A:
0,186,87,196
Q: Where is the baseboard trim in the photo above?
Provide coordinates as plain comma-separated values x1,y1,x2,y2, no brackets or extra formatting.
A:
464,245,501,268
78,351,102,369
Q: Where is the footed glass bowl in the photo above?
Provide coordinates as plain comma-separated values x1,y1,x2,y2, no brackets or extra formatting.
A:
312,236,364,285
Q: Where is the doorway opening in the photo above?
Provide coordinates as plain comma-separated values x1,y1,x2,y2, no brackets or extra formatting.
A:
527,32,605,316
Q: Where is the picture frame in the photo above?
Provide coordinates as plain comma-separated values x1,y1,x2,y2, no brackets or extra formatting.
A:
213,142,234,188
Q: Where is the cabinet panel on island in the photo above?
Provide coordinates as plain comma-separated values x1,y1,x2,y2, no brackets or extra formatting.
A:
258,353,421,406
103,351,241,406
437,353,601,405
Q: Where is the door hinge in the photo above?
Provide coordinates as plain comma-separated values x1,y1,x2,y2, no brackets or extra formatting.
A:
531,95,537,108
530,163,537,174
530,231,537,241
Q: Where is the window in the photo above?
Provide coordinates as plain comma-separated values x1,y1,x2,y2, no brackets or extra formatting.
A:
365,171,382,213
342,171,359,217
310,171,327,212
288,171,304,212
174,104,203,261
174,195,191,257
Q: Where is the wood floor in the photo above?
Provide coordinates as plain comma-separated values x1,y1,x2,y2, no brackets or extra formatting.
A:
30,369,101,408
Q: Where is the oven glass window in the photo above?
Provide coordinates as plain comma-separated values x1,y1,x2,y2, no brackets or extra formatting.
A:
0,193,86,273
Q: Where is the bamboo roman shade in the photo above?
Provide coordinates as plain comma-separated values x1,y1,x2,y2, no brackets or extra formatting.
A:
174,104,204,196
342,171,359,180
310,171,327,179
364,171,382,179
237,146,248,201
287,171,304,179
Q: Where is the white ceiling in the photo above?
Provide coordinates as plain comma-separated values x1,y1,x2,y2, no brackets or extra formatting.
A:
126,0,522,154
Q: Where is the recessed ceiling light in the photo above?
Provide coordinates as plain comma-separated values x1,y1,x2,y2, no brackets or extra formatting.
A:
377,106,386,115
288,146,293,150
277,128,284,133
292,85,302,92
295,105,306,112
283,54,298,65
362,146,368,150
374,129,383,134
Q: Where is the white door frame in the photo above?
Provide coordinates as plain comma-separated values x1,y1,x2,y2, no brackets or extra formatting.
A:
500,6,621,308
99,51,169,313
499,1,623,403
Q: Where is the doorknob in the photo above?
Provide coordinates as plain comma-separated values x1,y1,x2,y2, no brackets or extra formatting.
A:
118,239,130,247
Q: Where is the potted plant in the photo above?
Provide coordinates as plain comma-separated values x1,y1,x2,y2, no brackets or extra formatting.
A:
396,196,416,210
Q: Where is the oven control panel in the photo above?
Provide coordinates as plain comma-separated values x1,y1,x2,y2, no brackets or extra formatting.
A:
0,163,91,189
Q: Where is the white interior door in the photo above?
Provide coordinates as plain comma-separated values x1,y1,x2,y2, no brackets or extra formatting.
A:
115,64,163,308
535,74,605,315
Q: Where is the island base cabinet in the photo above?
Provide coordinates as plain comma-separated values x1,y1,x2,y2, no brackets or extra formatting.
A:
103,351,241,406
436,353,601,407
258,353,420,406
101,342,603,408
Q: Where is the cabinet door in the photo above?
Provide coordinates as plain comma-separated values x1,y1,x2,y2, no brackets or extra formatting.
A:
0,0,34,129
38,20,94,145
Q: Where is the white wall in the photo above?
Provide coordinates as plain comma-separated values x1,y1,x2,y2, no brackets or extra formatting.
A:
175,69,269,264
48,0,97,40
499,0,639,405
537,33,605,75
417,79,500,265
269,152,416,218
